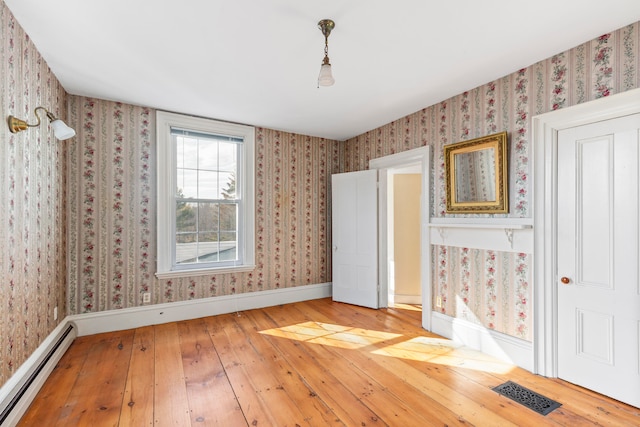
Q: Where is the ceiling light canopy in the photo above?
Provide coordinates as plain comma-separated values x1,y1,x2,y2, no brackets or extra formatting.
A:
317,19,335,87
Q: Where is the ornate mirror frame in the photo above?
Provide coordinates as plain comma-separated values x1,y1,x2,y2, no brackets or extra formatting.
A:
444,131,508,213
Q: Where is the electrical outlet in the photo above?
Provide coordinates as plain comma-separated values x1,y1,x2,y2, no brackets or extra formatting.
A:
435,296,442,308
53,306,58,321
143,292,151,304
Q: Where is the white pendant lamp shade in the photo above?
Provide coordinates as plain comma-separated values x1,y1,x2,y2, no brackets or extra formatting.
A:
318,63,335,86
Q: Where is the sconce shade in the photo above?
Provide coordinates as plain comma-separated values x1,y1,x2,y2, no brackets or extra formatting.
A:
50,119,76,140
7,107,75,140
318,63,335,86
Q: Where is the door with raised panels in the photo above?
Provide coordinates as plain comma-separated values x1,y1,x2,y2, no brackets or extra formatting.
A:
331,170,379,309
557,113,640,407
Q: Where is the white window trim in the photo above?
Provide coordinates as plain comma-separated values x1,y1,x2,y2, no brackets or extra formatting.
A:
155,111,255,279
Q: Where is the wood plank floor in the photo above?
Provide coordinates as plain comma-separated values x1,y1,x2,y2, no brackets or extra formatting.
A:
18,298,640,426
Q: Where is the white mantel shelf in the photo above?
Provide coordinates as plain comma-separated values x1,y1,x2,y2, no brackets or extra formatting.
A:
428,218,533,253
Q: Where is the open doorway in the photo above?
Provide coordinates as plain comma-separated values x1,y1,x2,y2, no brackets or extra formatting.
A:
385,164,422,307
370,146,431,329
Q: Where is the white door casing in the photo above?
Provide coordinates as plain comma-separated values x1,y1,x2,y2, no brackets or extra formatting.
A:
331,170,379,309
370,147,431,329
533,87,640,378
557,114,640,408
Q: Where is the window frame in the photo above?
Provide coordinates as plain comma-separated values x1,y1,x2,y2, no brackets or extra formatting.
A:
156,111,255,279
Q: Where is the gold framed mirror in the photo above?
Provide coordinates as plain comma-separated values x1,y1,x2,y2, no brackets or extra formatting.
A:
444,131,508,213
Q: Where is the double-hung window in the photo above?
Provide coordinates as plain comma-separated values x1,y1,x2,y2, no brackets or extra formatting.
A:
156,111,255,278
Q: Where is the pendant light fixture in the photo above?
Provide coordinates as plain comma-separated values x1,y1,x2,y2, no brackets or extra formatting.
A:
317,19,335,87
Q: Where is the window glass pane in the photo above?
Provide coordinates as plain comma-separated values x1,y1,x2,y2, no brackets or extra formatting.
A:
176,136,184,169
178,137,198,169
176,232,198,264
198,170,219,199
196,252,218,263
176,201,197,232
220,172,236,199
198,138,218,171
176,173,184,197
219,203,237,230
197,233,220,262
219,232,237,261
219,142,237,172
220,231,236,242
178,168,198,199
174,201,239,266
176,232,197,243
198,202,219,232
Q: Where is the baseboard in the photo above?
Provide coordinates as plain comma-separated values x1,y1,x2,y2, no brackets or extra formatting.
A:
431,311,533,372
0,321,77,427
393,294,422,305
70,282,332,336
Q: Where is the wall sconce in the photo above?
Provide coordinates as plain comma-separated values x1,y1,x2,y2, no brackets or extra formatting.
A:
317,19,335,87
7,107,76,140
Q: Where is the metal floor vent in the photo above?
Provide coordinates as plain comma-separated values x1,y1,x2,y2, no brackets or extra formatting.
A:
493,381,562,416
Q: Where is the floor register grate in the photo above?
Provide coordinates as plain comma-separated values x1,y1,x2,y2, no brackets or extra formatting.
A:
493,381,562,416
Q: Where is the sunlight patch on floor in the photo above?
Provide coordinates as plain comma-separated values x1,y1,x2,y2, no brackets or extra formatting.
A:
391,303,422,312
260,321,514,373
259,321,401,349
372,336,514,374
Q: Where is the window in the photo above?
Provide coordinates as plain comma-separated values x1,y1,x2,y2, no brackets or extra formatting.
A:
156,111,254,278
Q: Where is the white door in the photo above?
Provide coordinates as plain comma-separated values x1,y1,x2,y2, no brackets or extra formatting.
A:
557,113,640,407
331,170,378,308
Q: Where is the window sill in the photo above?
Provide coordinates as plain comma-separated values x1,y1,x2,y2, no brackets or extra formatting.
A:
155,264,256,280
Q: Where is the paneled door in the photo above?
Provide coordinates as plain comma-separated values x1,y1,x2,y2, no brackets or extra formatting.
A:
331,170,379,309
557,113,640,407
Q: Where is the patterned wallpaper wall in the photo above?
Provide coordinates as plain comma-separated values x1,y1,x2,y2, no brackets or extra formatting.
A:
342,22,640,341
67,97,340,314
2,0,638,390
0,3,68,387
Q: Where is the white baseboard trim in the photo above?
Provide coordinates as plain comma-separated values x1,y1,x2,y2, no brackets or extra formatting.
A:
0,321,77,427
70,282,332,336
393,294,422,305
431,311,533,372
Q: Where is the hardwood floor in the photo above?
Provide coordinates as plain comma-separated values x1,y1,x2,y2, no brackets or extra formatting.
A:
18,298,639,426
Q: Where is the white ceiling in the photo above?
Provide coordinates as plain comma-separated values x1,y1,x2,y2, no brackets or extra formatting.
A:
5,1,640,141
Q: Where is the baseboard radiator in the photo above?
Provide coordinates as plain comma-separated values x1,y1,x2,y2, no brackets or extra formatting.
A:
0,322,76,426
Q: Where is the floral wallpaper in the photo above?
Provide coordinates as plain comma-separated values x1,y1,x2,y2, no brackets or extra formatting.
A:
0,3,68,388
2,0,639,390
66,97,340,314
434,248,531,339
342,22,639,341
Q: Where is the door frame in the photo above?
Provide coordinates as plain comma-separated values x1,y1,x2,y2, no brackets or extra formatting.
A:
369,146,431,330
532,87,640,377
